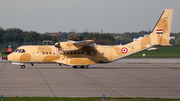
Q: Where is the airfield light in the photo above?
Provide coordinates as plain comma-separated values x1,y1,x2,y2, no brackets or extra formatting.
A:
1,95,3,100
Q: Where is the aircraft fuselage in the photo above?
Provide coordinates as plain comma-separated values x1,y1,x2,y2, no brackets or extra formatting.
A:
7,43,150,66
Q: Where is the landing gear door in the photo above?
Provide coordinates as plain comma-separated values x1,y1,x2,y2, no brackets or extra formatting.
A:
104,48,112,61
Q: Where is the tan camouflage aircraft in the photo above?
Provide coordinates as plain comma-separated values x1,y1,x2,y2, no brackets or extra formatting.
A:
7,9,173,69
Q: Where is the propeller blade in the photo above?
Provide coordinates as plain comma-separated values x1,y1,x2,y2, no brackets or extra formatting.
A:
55,39,61,49
57,39,61,51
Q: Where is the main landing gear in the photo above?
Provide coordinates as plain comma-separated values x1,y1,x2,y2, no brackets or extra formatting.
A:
19,64,89,69
73,65,89,69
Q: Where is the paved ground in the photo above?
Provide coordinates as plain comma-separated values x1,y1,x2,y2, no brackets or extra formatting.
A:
0,59,180,98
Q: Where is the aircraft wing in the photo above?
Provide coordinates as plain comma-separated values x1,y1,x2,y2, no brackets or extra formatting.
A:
56,40,96,51
73,40,95,46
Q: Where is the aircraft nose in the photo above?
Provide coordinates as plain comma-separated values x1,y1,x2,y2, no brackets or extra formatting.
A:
7,54,13,61
7,54,10,61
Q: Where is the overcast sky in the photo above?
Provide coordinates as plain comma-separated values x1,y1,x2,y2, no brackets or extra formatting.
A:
0,0,179,33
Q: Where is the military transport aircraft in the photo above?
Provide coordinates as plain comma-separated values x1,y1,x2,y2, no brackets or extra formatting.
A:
7,9,173,69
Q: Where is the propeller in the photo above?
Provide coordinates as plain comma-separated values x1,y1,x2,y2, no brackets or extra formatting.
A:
55,39,60,48
55,39,61,58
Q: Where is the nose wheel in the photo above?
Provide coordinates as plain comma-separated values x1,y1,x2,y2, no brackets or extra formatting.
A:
21,65,25,69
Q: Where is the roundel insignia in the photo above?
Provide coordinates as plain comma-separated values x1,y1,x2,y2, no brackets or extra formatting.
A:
121,47,128,54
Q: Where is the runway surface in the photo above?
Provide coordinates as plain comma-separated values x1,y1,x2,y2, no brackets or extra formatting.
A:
0,59,180,98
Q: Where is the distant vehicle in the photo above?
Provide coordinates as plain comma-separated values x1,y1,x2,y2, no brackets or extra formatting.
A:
42,40,53,45
7,9,173,69
7,45,12,53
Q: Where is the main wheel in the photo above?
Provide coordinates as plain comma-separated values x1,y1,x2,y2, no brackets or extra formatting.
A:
73,66,77,68
73,65,89,69
21,65,25,69
82,65,89,68
76,65,81,68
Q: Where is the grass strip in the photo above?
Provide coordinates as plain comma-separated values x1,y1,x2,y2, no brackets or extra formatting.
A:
1,97,180,101
129,45,180,57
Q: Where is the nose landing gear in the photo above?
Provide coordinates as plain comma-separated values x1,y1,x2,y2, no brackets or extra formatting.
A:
21,65,25,69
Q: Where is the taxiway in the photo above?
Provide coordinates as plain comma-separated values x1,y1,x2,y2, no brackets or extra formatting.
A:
0,59,180,98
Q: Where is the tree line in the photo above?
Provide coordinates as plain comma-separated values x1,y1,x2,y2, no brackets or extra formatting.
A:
113,31,180,45
0,27,61,44
169,32,180,45
0,27,180,49
68,32,116,45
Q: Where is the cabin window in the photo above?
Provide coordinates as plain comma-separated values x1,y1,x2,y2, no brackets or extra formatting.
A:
88,52,90,55
102,52,104,55
77,52,79,55
74,52,76,55
84,52,86,55
63,52,66,55
37,52,39,53
71,52,73,55
43,52,45,54
91,52,93,54
98,52,100,55
95,52,97,55
50,52,51,54
46,52,48,54
21,49,25,53
67,52,69,55
81,52,83,55
53,52,55,55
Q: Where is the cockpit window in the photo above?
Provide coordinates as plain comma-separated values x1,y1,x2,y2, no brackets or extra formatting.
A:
14,49,19,52
18,49,22,53
14,49,25,53
21,49,25,53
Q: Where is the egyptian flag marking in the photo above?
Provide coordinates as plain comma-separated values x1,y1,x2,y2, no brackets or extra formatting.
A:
156,29,163,34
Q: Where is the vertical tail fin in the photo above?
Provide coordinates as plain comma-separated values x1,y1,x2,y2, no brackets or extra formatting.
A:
128,9,173,46
150,9,173,46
